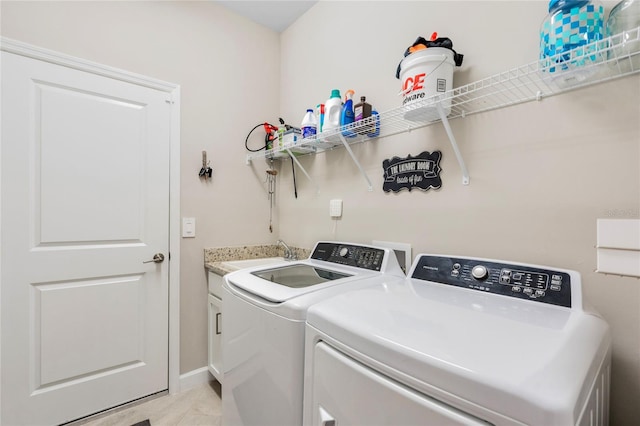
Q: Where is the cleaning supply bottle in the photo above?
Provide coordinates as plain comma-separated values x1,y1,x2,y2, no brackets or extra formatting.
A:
340,89,356,138
354,96,372,135
301,109,317,139
316,104,324,133
321,89,342,134
366,110,380,138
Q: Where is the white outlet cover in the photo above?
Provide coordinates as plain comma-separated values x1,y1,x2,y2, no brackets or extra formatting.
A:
372,240,412,274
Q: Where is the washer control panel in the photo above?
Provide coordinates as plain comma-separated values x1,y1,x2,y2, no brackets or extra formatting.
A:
411,255,573,308
311,242,385,271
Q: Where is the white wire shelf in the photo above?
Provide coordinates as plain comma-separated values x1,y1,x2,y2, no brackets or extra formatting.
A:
246,27,640,188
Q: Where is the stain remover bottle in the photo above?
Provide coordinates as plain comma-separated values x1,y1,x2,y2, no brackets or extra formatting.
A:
340,89,356,138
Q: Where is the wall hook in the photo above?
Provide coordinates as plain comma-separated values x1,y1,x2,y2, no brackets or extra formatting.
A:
199,150,213,179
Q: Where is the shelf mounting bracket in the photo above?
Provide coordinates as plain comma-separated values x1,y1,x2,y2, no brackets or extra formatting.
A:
338,133,373,191
284,148,320,194
436,102,470,185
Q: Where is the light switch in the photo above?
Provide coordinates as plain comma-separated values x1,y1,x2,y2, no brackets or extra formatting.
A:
182,217,196,238
330,199,342,218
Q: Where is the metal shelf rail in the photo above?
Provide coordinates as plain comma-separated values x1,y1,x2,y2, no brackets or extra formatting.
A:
247,27,640,190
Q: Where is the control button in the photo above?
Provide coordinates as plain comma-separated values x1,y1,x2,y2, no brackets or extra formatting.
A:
502,269,512,276
471,265,488,280
535,290,546,297
512,286,522,292
550,285,561,291
499,276,510,284
339,247,349,258
552,275,562,281
453,263,461,270
513,273,523,280
551,279,561,285
523,288,534,295
451,270,460,277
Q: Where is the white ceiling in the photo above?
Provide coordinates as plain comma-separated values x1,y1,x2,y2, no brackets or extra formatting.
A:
216,1,317,33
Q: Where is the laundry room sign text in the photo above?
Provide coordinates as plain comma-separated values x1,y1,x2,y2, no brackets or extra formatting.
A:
382,151,442,193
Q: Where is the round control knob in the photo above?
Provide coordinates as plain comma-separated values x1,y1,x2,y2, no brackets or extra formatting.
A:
339,247,349,258
471,265,489,280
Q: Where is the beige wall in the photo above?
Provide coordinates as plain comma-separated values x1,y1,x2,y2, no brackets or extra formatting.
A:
3,0,640,423
278,1,640,424
0,1,281,374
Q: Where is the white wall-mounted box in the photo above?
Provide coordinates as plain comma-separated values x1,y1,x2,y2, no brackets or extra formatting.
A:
596,219,640,277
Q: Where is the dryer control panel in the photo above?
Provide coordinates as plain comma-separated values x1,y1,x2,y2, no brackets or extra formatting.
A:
411,255,573,308
311,242,385,271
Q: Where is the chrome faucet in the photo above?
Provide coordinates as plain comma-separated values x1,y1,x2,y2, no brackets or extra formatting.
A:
277,239,298,261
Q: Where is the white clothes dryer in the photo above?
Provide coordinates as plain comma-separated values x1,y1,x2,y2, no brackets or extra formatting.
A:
303,254,611,426
221,241,405,426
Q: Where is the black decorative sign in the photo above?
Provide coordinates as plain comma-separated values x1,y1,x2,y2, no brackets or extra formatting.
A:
382,151,442,192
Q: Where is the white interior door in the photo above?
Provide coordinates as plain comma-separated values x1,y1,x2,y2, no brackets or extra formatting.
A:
1,50,172,425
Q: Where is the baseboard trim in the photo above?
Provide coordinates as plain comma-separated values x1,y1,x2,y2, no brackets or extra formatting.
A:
179,367,212,392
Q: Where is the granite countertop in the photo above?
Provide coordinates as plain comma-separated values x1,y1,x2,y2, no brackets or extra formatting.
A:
204,244,310,276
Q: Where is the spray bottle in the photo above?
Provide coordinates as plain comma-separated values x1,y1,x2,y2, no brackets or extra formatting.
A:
340,89,356,138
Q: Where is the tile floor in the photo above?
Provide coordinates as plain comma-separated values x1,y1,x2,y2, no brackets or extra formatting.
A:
78,381,221,426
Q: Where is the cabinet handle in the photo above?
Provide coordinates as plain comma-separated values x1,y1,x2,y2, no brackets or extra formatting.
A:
215,312,221,335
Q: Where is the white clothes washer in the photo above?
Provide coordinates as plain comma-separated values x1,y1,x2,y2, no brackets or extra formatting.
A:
221,241,405,426
303,254,611,426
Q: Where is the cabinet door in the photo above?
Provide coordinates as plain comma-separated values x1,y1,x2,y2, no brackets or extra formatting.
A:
208,294,223,382
208,271,224,298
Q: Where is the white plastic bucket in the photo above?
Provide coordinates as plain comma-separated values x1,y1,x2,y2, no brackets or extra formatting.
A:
399,47,455,121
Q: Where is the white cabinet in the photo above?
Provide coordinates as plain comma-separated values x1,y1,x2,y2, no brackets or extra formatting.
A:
207,271,224,383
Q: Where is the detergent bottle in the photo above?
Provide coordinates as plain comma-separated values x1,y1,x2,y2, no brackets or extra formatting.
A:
340,89,356,138
321,89,342,134
366,110,380,138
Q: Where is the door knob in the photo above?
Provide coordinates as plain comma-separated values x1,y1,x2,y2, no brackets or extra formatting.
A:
143,253,165,264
